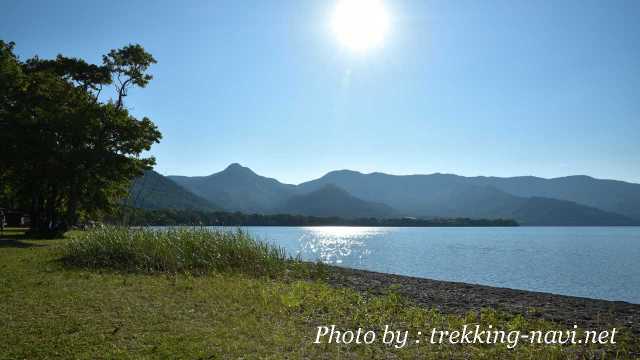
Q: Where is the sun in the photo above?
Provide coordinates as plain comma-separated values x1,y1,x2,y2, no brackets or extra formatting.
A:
331,0,390,52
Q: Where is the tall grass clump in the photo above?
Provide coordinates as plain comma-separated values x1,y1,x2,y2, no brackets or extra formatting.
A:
61,226,291,277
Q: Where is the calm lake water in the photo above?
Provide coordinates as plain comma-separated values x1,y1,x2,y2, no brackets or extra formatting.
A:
233,226,640,304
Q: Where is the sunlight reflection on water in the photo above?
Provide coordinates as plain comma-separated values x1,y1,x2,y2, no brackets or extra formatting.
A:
238,226,640,303
148,226,640,303
297,226,384,264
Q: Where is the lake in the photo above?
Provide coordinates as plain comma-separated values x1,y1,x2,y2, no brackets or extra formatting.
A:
234,226,640,304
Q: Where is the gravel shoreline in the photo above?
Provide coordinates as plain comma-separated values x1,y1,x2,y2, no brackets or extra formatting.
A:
324,266,640,335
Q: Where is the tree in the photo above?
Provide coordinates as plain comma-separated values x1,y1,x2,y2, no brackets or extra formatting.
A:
0,40,162,235
102,44,157,109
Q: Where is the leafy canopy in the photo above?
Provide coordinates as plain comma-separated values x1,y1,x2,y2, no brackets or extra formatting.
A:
0,40,161,234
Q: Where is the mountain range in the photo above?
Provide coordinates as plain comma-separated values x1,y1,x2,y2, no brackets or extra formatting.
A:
127,163,640,226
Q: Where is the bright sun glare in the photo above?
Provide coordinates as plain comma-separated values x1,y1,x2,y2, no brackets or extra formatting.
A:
331,0,390,52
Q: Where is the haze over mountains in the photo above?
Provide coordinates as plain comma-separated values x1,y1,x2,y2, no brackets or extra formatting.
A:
127,163,640,226
279,184,394,219
298,169,638,225
169,164,295,214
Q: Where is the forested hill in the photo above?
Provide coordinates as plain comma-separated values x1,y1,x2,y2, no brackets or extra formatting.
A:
127,170,218,211
276,184,395,219
117,207,519,227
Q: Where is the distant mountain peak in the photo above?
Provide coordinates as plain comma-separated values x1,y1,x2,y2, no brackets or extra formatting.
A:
221,163,255,175
561,175,595,180
225,162,247,170
324,169,364,177
169,163,296,214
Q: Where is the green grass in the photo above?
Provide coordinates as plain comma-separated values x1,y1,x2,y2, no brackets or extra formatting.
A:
61,227,293,277
0,228,637,359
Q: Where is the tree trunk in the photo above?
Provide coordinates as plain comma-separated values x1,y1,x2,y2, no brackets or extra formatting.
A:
30,190,43,234
66,184,80,230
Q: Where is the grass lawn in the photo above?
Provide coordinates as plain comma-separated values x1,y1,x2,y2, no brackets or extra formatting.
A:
0,228,636,359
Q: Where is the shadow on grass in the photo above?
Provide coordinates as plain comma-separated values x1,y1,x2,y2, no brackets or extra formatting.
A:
0,230,62,248
0,239,46,248
0,232,46,248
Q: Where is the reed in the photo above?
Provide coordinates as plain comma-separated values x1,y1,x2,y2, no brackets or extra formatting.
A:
61,226,290,277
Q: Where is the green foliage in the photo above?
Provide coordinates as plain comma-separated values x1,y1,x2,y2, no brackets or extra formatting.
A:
102,44,157,108
0,40,161,234
25,54,112,96
61,227,292,277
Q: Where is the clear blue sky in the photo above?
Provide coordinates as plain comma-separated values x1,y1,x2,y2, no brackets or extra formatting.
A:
2,0,639,184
